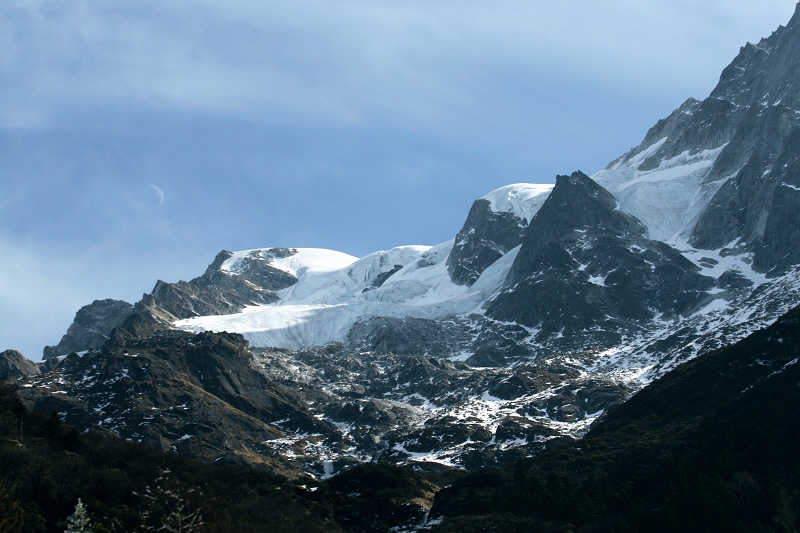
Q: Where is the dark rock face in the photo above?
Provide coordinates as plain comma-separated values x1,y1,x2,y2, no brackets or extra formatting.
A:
371,264,403,288
43,299,134,359
447,199,528,286
214,247,299,291
0,349,40,379
135,249,297,323
347,317,471,356
757,143,800,273
692,126,800,274
465,321,535,367
105,311,170,350
488,172,713,339
606,97,701,171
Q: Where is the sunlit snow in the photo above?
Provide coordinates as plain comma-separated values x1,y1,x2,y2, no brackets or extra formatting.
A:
481,183,553,222
221,247,358,276
593,139,730,243
176,243,518,349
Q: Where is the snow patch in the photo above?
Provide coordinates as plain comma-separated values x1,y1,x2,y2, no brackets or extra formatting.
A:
608,136,668,171
482,183,553,222
588,274,606,286
677,238,768,286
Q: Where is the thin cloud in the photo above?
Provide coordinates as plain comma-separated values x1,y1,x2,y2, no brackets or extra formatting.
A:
2,1,796,131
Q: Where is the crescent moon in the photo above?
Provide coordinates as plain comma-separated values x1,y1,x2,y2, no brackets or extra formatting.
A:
149,184,165,206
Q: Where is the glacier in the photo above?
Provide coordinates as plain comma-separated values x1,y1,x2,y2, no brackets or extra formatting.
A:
176,241,519,350
593,138,731,243
175,182,557,350
176,138,738,353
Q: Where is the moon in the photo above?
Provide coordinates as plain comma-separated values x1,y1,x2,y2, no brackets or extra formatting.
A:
149,184,165,206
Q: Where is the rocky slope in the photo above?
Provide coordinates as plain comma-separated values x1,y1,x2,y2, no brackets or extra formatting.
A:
21,323,334,476
446,184,551,286
41,249,302,360
427,303,800,531
487,171,713,344
597,4,800,275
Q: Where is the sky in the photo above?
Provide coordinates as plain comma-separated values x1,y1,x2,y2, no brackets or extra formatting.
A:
1,0,798,360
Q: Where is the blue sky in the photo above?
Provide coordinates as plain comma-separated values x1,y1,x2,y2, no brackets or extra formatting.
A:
1,0,797,359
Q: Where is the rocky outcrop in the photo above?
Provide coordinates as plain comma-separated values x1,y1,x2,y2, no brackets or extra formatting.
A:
689,23,800,271
347,317,471,356
446,199,527,286
46,249,303,357
134,249,297,322
691,119,800,274
0,349,40,379
43,299,134,359
104,310,167,349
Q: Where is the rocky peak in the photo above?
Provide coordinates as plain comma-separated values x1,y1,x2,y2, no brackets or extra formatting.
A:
447,184,552,286
506,171,647,283
687,9,800,273
607,97,702,171
487,171,712,342
608,5,800,177
147,248,302,319
712,4,800,110
104,311,166,350
0,349,40,379
596,6,800,277
201,248,298,291
45,249,303,356
43,299,134,359
136,249,298,322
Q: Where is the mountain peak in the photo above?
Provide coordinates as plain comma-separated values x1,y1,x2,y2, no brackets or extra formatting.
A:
487,170,711,344
446,183,552,286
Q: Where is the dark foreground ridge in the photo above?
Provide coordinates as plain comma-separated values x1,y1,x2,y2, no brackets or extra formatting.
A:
2,304,799,531
428,305,800,532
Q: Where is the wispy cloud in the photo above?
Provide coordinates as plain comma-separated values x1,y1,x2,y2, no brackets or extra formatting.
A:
2,1,796,131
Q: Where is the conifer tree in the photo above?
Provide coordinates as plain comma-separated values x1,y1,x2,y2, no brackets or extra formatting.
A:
65,498,93,533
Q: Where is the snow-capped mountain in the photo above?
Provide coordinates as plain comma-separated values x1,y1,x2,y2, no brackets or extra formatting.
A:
10,3,800,477
169,183,553,351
